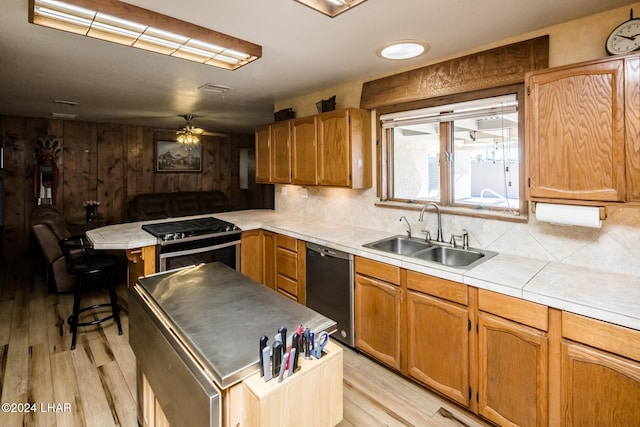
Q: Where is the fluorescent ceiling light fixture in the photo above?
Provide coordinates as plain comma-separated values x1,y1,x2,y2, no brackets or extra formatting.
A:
294,0,368,17
29,0,262,71
377,40,430,60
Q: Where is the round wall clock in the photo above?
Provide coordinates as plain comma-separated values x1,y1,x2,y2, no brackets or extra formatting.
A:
606,9,640,55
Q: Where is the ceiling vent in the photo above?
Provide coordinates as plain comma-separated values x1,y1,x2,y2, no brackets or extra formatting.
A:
51,112,77,118
198,84,231,94
54,99,79,106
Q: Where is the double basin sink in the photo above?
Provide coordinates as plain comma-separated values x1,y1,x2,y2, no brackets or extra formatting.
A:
363,235,497,269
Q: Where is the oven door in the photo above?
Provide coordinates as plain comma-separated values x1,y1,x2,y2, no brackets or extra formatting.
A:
158,233,241,272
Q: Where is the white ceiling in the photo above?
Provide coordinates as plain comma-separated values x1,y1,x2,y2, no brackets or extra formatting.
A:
0,0,634,134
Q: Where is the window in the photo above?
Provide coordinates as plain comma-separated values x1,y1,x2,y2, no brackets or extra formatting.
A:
379,87,525,217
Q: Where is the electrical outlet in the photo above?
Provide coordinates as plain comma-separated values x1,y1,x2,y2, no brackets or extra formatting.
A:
301,188,308,198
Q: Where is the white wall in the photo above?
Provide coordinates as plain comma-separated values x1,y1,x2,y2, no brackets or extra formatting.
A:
273,3,640,276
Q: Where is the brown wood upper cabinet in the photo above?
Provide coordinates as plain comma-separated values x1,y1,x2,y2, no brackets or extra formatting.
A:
271,121,292,184
255,122,292,184
291,116,318,185
255,125,271,183
526,53,640,204
317,108,371,188
255,108,371,189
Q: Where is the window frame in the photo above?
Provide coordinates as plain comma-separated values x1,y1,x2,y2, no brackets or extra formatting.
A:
375,84,527,221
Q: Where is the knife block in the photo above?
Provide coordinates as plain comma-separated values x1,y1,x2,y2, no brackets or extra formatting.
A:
227,340,343,426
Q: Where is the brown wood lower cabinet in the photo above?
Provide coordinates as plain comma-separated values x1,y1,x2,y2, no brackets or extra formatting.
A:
240,230,263,283
345,256,640,427
407,290,470,406
405,271,470,407
560,312,640,426
354,257,402,371
240,230,305,303
477,311,548,427
561,341,640,426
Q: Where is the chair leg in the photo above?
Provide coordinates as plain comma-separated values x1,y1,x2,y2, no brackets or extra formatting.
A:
108,271,123,336
69,277,82,350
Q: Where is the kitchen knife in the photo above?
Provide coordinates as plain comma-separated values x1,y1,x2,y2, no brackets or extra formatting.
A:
259,335,268,377
278,353,289,383
303,328,311,360
291,332,301,370
278,325,287,346
262,346,272,382
288,348,297,377
272,341,283,378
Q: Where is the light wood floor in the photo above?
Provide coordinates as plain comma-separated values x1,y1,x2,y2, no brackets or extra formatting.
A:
0,255,490,427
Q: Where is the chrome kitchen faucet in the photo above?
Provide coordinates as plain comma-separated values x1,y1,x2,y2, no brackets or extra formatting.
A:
419,202,444,243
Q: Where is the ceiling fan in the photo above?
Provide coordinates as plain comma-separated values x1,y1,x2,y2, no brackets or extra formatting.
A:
176,115,227,144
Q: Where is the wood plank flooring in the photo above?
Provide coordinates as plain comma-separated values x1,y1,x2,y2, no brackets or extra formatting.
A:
0,254,489,427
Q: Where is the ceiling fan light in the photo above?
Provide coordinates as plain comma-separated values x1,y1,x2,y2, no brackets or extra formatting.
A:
177,132,200,145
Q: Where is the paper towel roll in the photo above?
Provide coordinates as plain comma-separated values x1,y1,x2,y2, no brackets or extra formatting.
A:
535,203,601,228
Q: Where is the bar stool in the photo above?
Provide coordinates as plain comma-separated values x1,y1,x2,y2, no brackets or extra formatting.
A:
58,235,123,350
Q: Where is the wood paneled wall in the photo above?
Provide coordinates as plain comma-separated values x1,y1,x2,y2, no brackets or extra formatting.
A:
0,115,270,258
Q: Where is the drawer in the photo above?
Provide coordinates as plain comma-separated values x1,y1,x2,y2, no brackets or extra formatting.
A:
355,256,400,285
406,270,468,306
478,289,548,331
277,275,298,298
276,248,298,280
562,312,640,362
276,234,298,252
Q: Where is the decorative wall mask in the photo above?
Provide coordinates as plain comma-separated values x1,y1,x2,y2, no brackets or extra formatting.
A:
34,136,62,205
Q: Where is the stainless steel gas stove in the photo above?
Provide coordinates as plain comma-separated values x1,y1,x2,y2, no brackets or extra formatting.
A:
141,217,242,271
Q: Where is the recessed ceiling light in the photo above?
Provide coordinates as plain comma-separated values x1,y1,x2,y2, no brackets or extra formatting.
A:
377,40,430,60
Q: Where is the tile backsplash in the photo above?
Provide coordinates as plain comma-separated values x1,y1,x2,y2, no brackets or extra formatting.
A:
275,185,640,276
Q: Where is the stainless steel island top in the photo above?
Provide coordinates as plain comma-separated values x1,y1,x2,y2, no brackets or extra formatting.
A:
134,262,336,389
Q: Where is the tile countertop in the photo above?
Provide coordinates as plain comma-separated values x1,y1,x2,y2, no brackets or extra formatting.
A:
87,209,640,332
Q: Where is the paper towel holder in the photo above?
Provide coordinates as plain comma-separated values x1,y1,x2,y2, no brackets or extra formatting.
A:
531,202,607,221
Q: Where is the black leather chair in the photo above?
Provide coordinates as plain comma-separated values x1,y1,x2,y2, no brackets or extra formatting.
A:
58,235,123,350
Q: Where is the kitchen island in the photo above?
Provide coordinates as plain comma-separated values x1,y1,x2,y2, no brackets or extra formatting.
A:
130,261,342,427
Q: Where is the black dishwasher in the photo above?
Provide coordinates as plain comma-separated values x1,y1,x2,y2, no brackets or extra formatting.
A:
305,242,354,347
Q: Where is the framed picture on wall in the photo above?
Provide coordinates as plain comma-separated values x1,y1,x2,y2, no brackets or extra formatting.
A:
155,140,202,172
